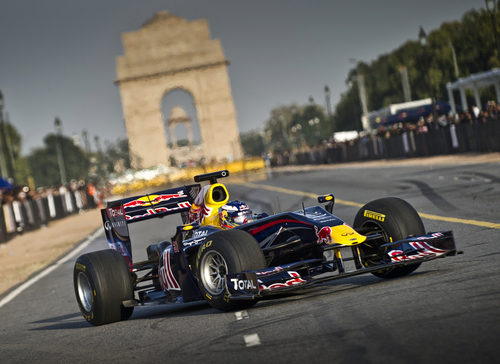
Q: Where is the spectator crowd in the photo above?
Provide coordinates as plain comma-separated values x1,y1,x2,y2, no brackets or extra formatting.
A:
270,101,500,166
2,101,498,243
0,180,106,244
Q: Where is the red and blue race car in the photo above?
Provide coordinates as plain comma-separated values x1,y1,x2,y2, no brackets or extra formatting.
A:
73,170,458,325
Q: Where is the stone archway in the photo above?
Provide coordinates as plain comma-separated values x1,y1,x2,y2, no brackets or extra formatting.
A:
115,11,242,169
168,106,193,148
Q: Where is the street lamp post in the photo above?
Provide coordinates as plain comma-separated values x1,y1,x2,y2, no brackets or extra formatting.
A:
290,123,302,148
3,112,16,182
486,0,500,64
0,91,10,180
448,41,460,79
54,117,67,185
398,65,412,102
419,26,436,119
349,59,370,132
324,85,332,116
278,114,289,151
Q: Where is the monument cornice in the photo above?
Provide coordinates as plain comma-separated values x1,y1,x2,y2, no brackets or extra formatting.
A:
114,60,229,85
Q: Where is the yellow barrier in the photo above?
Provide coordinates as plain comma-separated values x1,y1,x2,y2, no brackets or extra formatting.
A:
111,157,266,196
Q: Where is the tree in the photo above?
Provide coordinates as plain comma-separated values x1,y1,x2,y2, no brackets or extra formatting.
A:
333,7,500,123
0,121,26,183
28,134,90,187
101,138,131,175
264,104,300,152
331,85,362,132
263,103,330,152
240,130,265,157
300,104,330,146
14,157,31,186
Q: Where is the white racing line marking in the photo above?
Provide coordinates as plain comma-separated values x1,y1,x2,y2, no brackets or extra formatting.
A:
0,228,103,309
237,312,260,347
235,310,249,320
244,333,261,347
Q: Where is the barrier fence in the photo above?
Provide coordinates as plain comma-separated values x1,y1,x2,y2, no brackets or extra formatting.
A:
0,158,267,244
271,117,500,166
110,157,267,196
0,187,99,244
3,117,496,243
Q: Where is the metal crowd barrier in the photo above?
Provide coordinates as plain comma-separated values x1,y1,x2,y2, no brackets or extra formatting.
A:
273,117,500,166
0,189,98,244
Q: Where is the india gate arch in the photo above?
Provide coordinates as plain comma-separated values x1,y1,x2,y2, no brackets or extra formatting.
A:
115,11,242,169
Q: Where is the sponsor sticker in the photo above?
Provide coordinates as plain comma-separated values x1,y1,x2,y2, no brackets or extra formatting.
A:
363,209,386,222
226,273,259,295
307,211,335,222
229,278,257,291
104,220,126,231
193,229,209,238
107,207,124,217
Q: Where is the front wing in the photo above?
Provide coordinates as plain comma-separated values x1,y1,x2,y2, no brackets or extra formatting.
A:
225,231,458,300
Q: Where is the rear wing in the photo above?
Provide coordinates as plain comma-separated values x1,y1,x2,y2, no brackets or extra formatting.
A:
101,184,201,266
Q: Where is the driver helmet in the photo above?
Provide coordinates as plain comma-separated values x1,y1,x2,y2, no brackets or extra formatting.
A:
219,200,253,227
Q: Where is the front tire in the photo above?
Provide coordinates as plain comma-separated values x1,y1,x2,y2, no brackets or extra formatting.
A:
353,197,425,279
196,229,266,311
74,249,134,325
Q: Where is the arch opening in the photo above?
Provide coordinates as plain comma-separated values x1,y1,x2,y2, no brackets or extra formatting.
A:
162,88,204,167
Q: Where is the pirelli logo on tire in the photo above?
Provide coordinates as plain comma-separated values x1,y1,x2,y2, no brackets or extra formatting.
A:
364,209,386,222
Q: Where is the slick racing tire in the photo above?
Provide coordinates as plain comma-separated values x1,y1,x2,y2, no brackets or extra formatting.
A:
353,197,425,279
196,229,266,311
74,249,134,325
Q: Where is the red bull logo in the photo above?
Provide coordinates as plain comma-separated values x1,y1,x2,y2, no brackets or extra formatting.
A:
125,201,191,221
259,271,306,291
123,191,185,209
315,225,332,244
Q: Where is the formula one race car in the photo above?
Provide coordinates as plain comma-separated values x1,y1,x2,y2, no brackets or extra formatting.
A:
73,170,458,325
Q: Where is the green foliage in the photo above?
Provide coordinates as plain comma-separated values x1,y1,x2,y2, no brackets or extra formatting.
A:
13,157,31,186
332,7,500,131
101,139,131,174
28,134,90,187
332,87,362,132
240,130,265,157
263,104,300,152
0,122,23,182
262,103,330,152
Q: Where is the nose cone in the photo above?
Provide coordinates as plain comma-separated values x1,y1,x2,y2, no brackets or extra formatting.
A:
330,224,366,245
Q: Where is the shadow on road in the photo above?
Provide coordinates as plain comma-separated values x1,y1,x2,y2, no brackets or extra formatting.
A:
29,270,443,330
29,312,91,330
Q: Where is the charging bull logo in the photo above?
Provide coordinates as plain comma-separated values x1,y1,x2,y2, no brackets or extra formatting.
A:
315,225,332,244
123,192,185,209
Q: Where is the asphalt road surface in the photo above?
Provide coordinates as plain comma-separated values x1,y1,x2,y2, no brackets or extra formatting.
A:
1,162,499,363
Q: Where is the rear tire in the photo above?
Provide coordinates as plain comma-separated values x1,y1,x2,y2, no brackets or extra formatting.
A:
196,229,266,311
353,197,425,279
74,249,134,325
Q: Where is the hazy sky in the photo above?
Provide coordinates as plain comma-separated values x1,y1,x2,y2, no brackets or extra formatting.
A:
0,0,484,154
